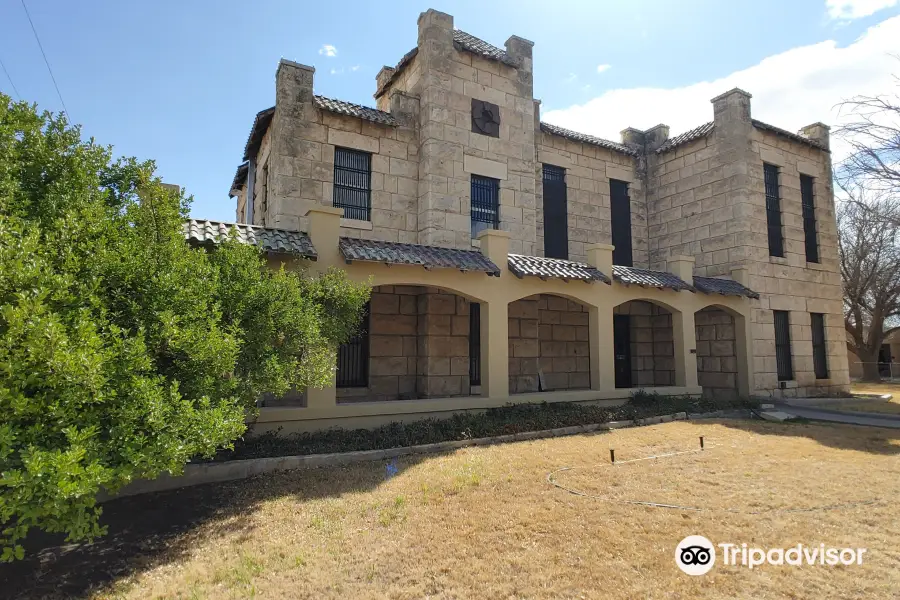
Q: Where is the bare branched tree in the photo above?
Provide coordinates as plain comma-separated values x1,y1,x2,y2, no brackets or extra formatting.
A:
834,74,900,197
838,195,900,380
835,75,900,380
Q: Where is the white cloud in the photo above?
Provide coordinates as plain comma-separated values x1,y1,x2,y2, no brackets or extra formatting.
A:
826,0,898,19
318,44,338,57
329,67,344,75
350,65,360,72
564,72,577,84
542,15,900,164
596,64,612,74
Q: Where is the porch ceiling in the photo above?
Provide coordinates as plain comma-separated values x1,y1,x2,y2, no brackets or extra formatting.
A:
507,253,611,283
339,237,502,275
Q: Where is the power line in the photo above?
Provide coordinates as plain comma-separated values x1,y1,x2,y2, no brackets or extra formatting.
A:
20,0,69,118
0,56,21,100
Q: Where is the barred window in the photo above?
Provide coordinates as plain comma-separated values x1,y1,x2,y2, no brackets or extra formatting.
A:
774,310,793,381
765,164,784,257
333,147,372,221
811,313,828,379
610,179,632,267
336,303,369,388
471,175,499,238
469,303,481,386
801,175,819,263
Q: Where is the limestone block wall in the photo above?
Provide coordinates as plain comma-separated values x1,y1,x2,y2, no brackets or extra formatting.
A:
536,132,645,265
251,127,273,227
413,11,537,253
338,285,419,403
746,129,848,397
508,298,540,393
375,54,422,112
537,295,591,390
615,301,675,387
508,295,591,392
695,307,739,399
646,135,737,273
416,289,471,398
262,60,420,243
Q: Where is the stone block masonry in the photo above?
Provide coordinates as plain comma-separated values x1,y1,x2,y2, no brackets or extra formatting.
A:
615,301,675,387
695,307,738,400
231,9,849,402
508,295,591,393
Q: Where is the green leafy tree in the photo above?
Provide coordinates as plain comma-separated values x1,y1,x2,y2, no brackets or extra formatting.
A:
0,95,370,561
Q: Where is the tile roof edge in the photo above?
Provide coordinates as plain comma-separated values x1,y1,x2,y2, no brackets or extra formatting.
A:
655,122,715,154
374,47,419,99
186,218,309,236
242,106,275,162
539,122,638,156
314,95,397,125
752,120,828,151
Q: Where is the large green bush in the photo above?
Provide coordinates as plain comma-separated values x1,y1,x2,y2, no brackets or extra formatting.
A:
0,96,370,560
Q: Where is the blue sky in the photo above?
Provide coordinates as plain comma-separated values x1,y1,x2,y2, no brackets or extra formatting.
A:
1,0,898,222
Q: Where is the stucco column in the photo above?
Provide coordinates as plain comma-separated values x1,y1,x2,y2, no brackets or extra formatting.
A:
476,229,510,398
588,303,615,391
306,378,336,410
585,243,616,390
586,242,614,278
480,299,509,399
304,206,343,270
667,255,695,285
672,309,699,388
302,206,345,409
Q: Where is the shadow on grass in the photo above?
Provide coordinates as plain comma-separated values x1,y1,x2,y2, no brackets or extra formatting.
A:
0,453,438,600
696,415,900,455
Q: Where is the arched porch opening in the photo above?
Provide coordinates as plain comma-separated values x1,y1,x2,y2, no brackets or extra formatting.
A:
265,283,481,407
694,302,751,399
695,306,739,400
509,293,592,394
613,300,677,388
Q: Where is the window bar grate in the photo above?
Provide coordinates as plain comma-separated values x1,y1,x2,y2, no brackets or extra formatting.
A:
336,303,370,388
333,147,372,221
774,310,793,381
765,164,784,257
801,175,819,263
469,303,481,386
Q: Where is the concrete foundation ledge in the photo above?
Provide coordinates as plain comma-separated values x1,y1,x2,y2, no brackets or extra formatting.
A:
103,409,742,501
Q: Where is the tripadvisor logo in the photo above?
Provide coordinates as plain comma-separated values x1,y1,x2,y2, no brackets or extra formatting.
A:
675,535,867,575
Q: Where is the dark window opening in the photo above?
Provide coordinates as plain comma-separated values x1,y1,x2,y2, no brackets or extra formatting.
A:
811,312,828,379
610,179,633,267
801,175,819,263
469,303,481,386
336,303,369,388
333,147,372,221
471,175,500,238
774,310,793,381
542,164,568,259
614,314,632,388
765,164,784,258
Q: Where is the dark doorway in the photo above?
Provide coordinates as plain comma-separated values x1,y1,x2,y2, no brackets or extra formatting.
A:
542,164,568,259
614,314,632,388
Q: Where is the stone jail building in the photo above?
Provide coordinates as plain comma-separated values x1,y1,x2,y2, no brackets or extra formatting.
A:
187,8,849,432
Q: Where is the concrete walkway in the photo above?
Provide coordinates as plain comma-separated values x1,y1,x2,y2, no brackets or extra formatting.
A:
773,402,900,429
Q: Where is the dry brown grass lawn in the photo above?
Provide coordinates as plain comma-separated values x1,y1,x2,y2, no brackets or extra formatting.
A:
809,382,900,414
7,420,900,600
